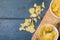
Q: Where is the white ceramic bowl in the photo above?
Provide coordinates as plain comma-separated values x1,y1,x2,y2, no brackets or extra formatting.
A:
39,24,59,40
50,0,60,18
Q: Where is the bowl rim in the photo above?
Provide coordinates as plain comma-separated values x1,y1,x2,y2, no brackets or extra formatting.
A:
38,24,59,40
49,0,60,18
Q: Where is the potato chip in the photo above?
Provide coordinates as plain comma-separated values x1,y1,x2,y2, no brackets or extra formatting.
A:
19,27,25,31
38,16,41,20
34,3,37,7
29,8,35,15
30,14,37,17
35,6,42,15
24,19,31,26
42,2,45,8
34,18,37,22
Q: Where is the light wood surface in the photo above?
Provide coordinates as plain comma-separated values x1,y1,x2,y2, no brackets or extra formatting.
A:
31,8,60,40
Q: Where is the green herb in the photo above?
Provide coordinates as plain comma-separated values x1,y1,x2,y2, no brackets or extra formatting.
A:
45,31,52,33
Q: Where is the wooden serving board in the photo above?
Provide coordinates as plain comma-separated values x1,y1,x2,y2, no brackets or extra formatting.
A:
31,8,60,40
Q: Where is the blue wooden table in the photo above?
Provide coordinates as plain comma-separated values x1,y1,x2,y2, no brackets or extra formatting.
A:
0,0,51,40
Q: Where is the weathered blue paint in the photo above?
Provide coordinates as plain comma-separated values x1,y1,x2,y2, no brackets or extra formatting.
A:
0,0,51,40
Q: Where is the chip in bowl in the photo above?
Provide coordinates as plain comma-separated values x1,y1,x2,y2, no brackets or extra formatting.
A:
39,24,59,40
50,0,60,18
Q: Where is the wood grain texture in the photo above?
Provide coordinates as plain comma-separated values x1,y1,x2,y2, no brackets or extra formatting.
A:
32,8,60,40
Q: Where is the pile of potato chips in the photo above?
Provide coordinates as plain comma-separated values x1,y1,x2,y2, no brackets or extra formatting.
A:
19,2,45,33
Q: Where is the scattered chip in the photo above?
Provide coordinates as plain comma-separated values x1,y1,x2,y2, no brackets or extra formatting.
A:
38,16,41,20
35,5,42,15
19,27,25,31
30,14,37,17
34,3,37,7
34,18,37,22
29,8,35,15
42,2,45,8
